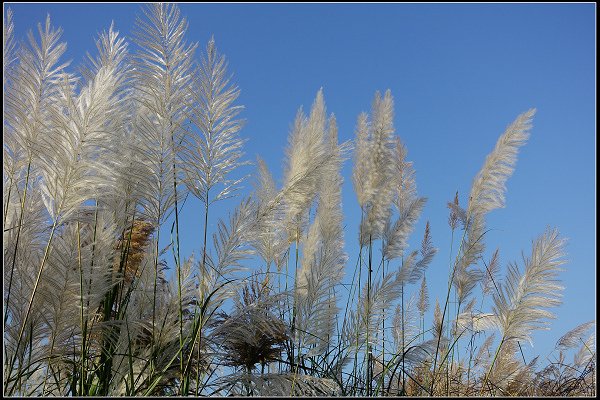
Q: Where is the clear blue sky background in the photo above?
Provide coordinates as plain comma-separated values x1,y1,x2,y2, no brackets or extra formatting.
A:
6,3,595,363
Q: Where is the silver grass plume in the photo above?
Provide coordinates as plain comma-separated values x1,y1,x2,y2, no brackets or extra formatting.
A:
431,299,449,359
350,270,404,347
132,2,196,225
282,89,327,241
417,276,430,316
474,334,496,369
3,15,69,233
556,320,595,352
356,90,398,243
433,299,444,340
485,340,526,394
554,320,596,371
3,8,16,84
392,294,420,350
455,109,536,305
352,112,373,207
182,37,247,205
5,21,129,382
482,248,501,296
82,24,147,232
39,211,117,355
447,191,465,230
574,332,595,368
295,115,348,355
467,109,535,218
492,228,566,345
37,22,128,224
4,15,69,163
250,157,287,270
207,198,255,278
396,221,437,285
200,198,256,321
455,310,498,335
3,190,46,342
393,138,418,212
383,139,427,260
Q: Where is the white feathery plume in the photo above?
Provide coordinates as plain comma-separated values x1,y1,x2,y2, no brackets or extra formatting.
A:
81,24,148,233
467,109,535,218
393,139,418,213
413,221,437,281
455,109,536,305
295,115,348,354
3,14,69,253
392,293,420,350
417,276,430,316
200,198,256,322
182,37,247,205
3,188,46,329
486,340,524,393
133,3,196,123
574,332,595,368
40,211,117,355
396,250,419,285
382,138,427,261
351,270,404,347
250,157,287,269
447,191,465,230
430,299,450,362
132,2,196,225
4,15,69,162
456,311,498,334
358,90,398,243
556,320,595,350
3,8,16,84
465,230,567,360
37,23,129,224
207,198,255,279
482,248,501,296
475,334,497,368
383,198,427,261
5,21,130,380
396,221,437,285
282,89,327,240
493,228,567,345
352,112,373,208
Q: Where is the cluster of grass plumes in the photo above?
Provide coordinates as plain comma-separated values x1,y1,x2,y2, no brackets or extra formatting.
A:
3,4,596,397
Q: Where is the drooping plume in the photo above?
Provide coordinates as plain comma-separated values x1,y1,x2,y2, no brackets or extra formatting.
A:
492,228,566,345
455,109,536,305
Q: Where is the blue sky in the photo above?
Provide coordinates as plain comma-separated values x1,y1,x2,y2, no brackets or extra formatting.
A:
6,3,595,362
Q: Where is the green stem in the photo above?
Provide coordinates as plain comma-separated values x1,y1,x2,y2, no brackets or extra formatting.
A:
170,127,185,393
430,221,470,395
7,218,59,395
402,283,406,394
196,195,209,396
76,221,86,395
366,234,372,396
480,336,504,395
4,161,32,327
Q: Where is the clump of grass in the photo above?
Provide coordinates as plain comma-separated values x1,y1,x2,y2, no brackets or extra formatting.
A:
3,4,595,397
